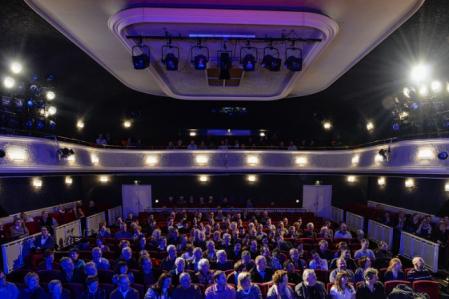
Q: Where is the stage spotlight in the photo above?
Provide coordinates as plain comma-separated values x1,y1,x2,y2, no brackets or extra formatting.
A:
3,76,15,89
32,177,43,189
76,120,85,130
240,45,257,72
191,42,209,70
438,151,448,160
46,91,56,101
218,52,232,80
132,44,150,69
48,106,57,115
285,47,302,72
10,61,23,74
261,46,281,71
57,148,74,159
162,43,180,71
366,121,374,132
410,63,431,83
431,80,442,93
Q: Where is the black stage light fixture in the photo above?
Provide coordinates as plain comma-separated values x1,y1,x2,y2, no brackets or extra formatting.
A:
261,46,281,71
240,44,257,71
438,151,448,160
57,148,74,159
132,44,150,69
162,42,180,71
218,51,232,80
285,47,303,72
191,41,209,70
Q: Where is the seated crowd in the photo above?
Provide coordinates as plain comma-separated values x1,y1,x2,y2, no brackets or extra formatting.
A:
1,210,437,299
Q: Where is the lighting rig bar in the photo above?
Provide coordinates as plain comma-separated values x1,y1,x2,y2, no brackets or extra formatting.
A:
126,34,322,43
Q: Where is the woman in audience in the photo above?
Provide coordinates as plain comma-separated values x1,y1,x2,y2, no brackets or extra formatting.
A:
329,271,356,299
47,280,70,299
10,218,29,239
144,272,172,299
355,268,385,299
383,258,405,282
236,272,262,299
308,250,329,271
266,270,295,299
20,272,48,299
39,211,57,235
354,257,372,283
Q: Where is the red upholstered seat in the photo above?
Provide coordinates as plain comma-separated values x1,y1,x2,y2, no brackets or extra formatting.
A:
384,280,411,294
413,280,440,299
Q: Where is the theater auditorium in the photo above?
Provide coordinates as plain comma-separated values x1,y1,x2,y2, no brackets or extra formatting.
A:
0,0,448,298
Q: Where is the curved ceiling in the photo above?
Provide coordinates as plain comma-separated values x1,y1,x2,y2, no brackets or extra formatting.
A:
25,0,424,101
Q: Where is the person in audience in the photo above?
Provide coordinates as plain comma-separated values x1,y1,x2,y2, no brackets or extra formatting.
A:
250,255,272,283
302,223,317,239
355,268,385,299
168,257,186,286
39,211,57,236
213,249,233,271
172,272,202,299
97,224,111,239
334,223,352,240
288,248,305,271
114,223,132,240
69,248,86,270
59,257,84,284
329,258,354,284
229,242,242,261
10,218,29,239
354,257,372,283
383,258,405,282
373,241,392,261
47,280,70,299
84,262,98,277
266,270,294,299
37,250,57,271
330,250,356,271
34,227,56,251
135,256,156,286
295,269,326,299
354,239,376,261
227,261,245,286
112,261,135,285
236,272,262,299
308,250,329,271
161,244,177,271
317,240,333,261
416,216,432,239
0,271,19,299
241,251,256,272
144,272,172,299
91,247,110,270
117,247,138,269
284,261,301,285
187,247,203,272
20,272,48,299
195,258,214,285
81,276,106,299
407,256,432,281
329,271,356,299
95,238,110,253
205,270,236,299
110,274,139,299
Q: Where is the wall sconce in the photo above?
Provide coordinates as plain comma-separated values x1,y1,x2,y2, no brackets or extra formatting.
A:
246,155,260,166
351,155,360,166
295,156,308,167
65,176,73,186
377,177,386,187
7,146,28,162
32,177,43,189
405,178,415,189
145,155,159,166
198,175,209,183
195,154,209,165
91,154,100,165
346,175,357,183
98,175,110,183
247,174,257,182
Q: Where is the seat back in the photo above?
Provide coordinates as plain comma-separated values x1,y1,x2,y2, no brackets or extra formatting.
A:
384,280,411,295
37,270,62,283
413,280,440,299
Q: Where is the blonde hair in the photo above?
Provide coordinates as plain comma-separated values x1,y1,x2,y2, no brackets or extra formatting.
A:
387,258,402,272
237,272,251,290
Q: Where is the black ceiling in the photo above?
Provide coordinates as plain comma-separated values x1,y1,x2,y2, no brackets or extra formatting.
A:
1,0,449,146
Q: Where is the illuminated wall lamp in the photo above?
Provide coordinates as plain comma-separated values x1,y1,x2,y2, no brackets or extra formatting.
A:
295,156,308,167
405,178,415,189
346,175,357,183
145,155,159,166
351,155,360,166
445,182,449,192
246,155,260,166
195,154,209,165
247,175,257,182
7,146,28,162
99,175,110,183
91,154,100,165
32,177,43,189
377,177,386,187
199,175,209,183
65,176,73,186
416,148,435,161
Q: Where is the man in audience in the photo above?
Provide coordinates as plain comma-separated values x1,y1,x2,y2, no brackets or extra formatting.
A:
330,249,356,271
39,211,57,236
250,255,273,283
10,218,29,239
407,256,432,281
20,272,48,299
116,247,138,269
81,276,106,299
294,269,327,299
241,251,256,272
288,248,305,271
161,244,177,271
69,248,86,270
0,271,18,299
355,268,386,299
172,272,202,299
308,250,329,271
204,270,236,299
114,223,132,240
110,274,139,299
37,250,57,271
334,223,353,239
329,258,354,283
168,257,186,286
317,239,333,261
34,227,56,251
354,239,376,261
195,258,214,285
59,257,84,284
47,279,70,299
91,247,110,270
213,250,233,271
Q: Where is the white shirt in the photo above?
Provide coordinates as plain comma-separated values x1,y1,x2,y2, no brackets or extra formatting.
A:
329,285,355,299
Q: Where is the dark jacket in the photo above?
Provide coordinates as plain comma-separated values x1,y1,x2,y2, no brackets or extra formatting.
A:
109,288,140,299
294,282,327,299
19,287,50,299
34,235,56,250
80,288,107,299
172,285,202,299
356,281,386,299
250,268,273,283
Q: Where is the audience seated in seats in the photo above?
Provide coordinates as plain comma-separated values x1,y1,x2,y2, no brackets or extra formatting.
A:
91,247,110,271
229,243,242,261
241,251,256,273
84,262,98,277
187,247,203,272
354,239,376,261
205,270,236,299
354,257,372,283
284,261,302,285
383,258,405,282
329,258,355,284
236,271,262,299
69,248,86,270
288,248,305,271
228,261,246,286
95,239,110,253
20,212,35,224
20,272,49,299
213,249,233,271
39,211,57,236
308,250,329,271
330,250,356,272
334,224,352,240
406,257,432,282
295,269,327,299
160,245,177,272
172,272,202,299
81,275,107,299
195,258,214,285
373,241,392,268
329,271,356,299
110,274,139,299
0,271,19,299
144,272,172,299
416,216,433,239
303,223,317,239
136,256,156,287
59,257,84,284
97,224,111,239
355,268,386,299
266,270,295,299
47,280,70,299
204,240,218,262
10,218,29,239
115,223,132,240
117,247,138,270
34,227,56,251
168,257,186,286
317,240,334,261
37,250,57,271
112,261,135,285
250,256,273,283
